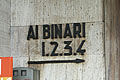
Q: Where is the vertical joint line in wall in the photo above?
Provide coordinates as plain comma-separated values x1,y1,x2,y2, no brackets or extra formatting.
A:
103,0,106,80
103,0,105,22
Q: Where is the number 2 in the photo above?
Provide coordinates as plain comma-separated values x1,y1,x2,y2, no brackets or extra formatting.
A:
50,42,58,56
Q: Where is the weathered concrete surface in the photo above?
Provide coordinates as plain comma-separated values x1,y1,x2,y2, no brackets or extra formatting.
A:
13,57,29,67
0,0,11,56
11,0,105,80
11,22,105,80
11,0,103,26
29,55,105,80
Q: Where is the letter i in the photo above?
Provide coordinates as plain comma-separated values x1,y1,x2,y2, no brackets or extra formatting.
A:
82,23,86,38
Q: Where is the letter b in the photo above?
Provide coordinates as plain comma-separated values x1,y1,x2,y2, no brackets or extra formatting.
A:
43,25,50,39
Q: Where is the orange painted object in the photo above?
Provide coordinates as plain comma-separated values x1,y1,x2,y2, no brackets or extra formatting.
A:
0,57,13,78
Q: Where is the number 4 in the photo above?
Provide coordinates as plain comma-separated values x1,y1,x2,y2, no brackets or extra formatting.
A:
77,40,86,55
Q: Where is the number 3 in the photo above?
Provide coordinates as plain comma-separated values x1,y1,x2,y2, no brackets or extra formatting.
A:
64,41,72,56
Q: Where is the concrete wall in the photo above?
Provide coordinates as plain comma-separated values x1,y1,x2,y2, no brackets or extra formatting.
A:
0,0,120,80
11,0,105,80
0,0,11,56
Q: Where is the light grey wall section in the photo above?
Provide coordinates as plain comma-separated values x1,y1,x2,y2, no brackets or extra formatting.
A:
0,0,11,56
11,0,103,26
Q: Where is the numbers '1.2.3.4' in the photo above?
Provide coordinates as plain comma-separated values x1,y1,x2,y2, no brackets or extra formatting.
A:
42,40,86,56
